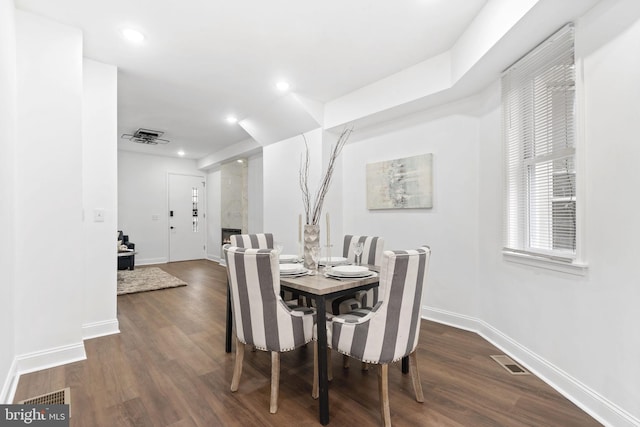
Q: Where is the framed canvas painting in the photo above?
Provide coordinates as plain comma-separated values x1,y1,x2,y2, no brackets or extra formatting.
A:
366,153,433,209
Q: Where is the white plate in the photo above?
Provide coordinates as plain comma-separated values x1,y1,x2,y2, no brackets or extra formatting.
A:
281,272,309,278
325,271,375,280
331,265,370,276
279,254,300,263
318,256,348,266
279,264,307,275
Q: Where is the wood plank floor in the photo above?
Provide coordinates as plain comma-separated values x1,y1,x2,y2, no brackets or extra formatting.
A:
14,260,601,426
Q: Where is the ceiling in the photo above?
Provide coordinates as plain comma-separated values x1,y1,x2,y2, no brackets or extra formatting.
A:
15,0,488,160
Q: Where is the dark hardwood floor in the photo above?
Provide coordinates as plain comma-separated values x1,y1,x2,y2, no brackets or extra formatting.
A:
14,260,601,426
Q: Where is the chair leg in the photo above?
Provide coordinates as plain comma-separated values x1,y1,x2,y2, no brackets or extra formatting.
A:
312,341,319,399
343,354,350,369
409,350,424,403
270,351,280,414
231,338,245,392
378,364,391,427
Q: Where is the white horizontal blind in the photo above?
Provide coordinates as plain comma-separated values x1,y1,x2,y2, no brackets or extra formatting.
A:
503,24,576,261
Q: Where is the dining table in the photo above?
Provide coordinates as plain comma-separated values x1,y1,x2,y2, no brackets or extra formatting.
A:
280,268,379,425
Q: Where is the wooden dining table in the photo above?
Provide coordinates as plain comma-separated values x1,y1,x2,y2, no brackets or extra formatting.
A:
280,269,379,425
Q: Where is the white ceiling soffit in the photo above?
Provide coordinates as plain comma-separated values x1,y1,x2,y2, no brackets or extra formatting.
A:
324,0,602,132
238,93,322,147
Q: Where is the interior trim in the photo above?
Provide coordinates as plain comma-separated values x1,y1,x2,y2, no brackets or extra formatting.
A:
502,250,588,276
82,319,120,341
423,306,638,427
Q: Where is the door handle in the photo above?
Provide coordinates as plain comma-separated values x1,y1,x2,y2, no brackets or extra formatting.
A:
170,226,175,229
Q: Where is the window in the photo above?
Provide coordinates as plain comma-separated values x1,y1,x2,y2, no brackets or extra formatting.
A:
503,24,578,264
192,187,199,232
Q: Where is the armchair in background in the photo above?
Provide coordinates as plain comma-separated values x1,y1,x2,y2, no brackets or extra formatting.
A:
117,230,135,270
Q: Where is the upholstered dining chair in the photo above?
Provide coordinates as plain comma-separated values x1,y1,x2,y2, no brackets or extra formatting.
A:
314,246,431,426
224,245,316,414
342,235,385,308
230,232,274,249
322,235,385,316
229,233,299,303
225,233,275,353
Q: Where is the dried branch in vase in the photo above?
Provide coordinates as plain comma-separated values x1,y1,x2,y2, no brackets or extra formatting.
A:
299,127,353,225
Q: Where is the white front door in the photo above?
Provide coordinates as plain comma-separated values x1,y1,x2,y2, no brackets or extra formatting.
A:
169,173,206,262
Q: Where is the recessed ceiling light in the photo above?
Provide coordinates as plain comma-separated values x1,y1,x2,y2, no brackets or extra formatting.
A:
177,150,185,156
122,28,144,43
276,81,290,91
226,115,238,124
237,159,244,163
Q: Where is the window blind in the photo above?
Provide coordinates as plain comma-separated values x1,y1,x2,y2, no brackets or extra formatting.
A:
503,24,576,261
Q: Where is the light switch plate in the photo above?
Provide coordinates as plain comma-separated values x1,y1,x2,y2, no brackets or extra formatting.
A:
94,209,105,222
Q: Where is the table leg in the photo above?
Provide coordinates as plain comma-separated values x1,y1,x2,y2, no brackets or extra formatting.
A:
402,355,409,374
315,295,330,425
225,281,233,353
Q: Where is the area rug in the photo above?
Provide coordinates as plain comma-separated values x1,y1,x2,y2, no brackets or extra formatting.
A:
117,267,187,295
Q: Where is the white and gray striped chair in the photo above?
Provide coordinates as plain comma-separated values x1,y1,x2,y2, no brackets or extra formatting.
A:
324,235,385,315
225,233,276,352
314,246,431,426
230,232,300,305
230,232,274,249
342,235,385,309
224,245,316,414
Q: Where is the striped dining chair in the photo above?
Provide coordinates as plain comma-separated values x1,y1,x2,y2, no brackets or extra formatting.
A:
230,233,299,304
342,235,385,308
314,246,431,426
323,235,385,316
224,245,316,414
230,232,274,249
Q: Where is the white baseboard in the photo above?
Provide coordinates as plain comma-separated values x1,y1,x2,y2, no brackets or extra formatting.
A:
15,342,86,377
206,253,221,263
2,341,87,404
135,257,167,266
1,359,18,404
82,319,120,340
423,306,639,427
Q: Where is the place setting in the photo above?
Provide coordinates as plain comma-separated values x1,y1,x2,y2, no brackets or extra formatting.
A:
277,241,303,264
279,263,309,278
318,256,349,267
323,265,377,281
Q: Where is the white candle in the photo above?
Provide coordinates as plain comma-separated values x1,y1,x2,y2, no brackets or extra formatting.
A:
326,212,331,251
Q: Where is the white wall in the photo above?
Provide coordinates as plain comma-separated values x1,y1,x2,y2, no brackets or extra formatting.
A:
118,151,203,265
82,58,119,339
0,0,17,404
247,152,264,234
206,167,221,260
341,111,480,319
473,2,640,425
263,129,324,254
14,11,86,370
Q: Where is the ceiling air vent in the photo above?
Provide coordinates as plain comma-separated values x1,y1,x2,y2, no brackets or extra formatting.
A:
121,128,170,145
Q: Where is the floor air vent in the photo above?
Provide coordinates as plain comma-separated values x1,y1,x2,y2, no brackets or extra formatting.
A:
18,387,70,405
490,355,530,375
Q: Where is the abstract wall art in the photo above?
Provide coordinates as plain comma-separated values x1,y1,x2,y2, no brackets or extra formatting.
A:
366,153,433,209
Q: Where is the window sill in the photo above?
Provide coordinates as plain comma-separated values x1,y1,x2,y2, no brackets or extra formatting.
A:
502,250,588,276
